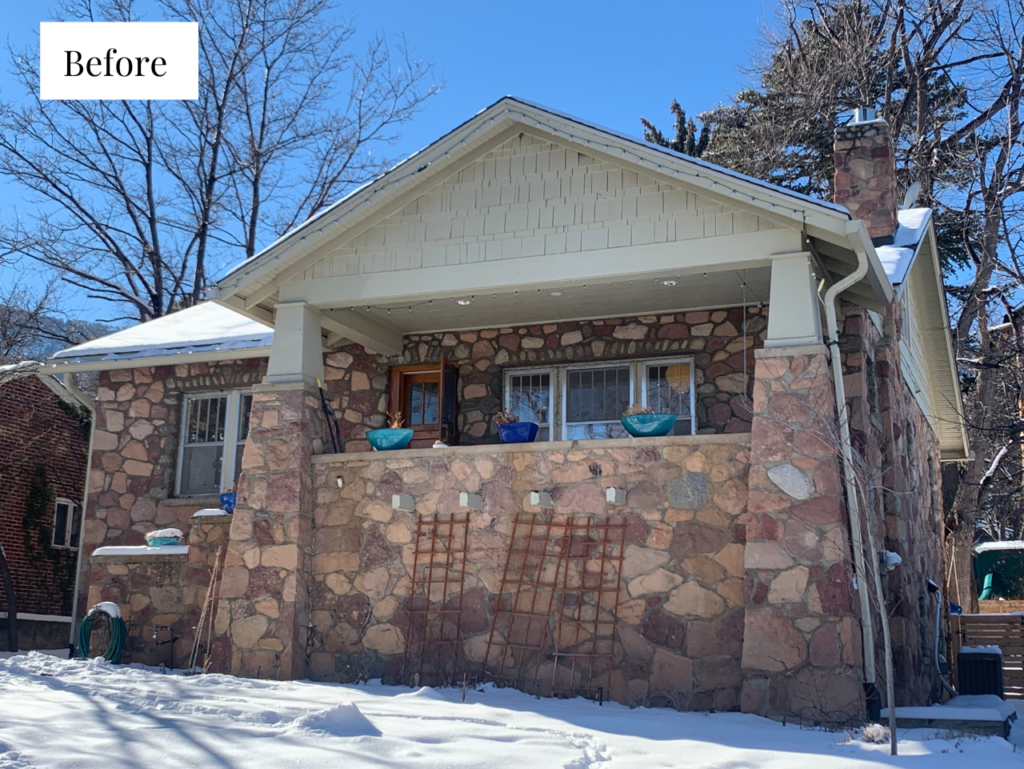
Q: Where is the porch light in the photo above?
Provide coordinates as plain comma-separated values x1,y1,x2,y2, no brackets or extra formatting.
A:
335,476,344,489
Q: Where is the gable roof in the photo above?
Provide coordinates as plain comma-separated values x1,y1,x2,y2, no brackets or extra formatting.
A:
45,303,272,372
877,208,932,288
211,96,893,317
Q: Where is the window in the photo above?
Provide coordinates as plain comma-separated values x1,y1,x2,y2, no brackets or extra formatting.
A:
506,369,553,441
177,390,253,497
504,357,696,441
53,498,82,549
564,365,632,439
389,360,459,448
642,360,694,436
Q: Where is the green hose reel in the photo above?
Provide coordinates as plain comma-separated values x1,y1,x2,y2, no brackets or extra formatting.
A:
77,603,128,663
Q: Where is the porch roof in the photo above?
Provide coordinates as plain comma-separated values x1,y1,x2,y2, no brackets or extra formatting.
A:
209,96,894,337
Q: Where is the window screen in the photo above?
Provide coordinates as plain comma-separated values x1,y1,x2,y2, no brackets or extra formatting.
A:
181,394,227,496
565,366,631,440
507,371,551,441
645,362,694,435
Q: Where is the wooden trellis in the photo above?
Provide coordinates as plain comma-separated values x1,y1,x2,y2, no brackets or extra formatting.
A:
402,512,469,687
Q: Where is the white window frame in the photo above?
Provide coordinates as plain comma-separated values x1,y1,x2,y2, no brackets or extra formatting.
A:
503,367,555,441
503,356,697,442
640,357,697,436
561,361,635,441
52,497,80,550
175,390,252,497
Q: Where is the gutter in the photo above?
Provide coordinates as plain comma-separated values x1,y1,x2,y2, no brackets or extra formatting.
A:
40,345,271,374
824,221,878,696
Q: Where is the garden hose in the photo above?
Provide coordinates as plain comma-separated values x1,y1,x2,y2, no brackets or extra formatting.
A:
77,603,128,663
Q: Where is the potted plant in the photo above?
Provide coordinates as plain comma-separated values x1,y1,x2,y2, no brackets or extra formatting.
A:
495,408,539,444
367,412,415,451
621,404,677,438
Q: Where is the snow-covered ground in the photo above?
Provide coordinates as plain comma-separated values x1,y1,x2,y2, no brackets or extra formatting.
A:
0,652,1020,768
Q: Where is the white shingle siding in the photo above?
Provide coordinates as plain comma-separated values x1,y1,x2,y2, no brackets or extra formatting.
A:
296,134,782,282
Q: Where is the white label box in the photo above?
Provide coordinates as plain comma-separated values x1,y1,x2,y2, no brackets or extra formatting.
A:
40,22,198,100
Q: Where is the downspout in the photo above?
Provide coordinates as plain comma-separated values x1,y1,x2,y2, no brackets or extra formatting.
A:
821,230,878,699
65,373,96,653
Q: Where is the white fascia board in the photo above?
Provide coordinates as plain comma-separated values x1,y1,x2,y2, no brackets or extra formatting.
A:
39,345,270,374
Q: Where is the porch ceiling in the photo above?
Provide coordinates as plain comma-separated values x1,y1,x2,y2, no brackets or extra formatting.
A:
323,266,772,337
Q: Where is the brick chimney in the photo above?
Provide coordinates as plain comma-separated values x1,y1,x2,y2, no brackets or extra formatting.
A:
833,108,898,245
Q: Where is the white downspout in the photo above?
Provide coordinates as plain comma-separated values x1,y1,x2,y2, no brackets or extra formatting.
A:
65,373,96,652
822,231,877,687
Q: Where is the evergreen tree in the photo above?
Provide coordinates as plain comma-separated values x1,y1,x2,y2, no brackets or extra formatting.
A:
641,101,710,158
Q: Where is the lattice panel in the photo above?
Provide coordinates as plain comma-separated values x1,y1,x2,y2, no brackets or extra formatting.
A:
402,512,469,687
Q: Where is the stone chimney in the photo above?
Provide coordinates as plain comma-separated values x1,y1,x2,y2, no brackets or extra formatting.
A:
833,107,898,245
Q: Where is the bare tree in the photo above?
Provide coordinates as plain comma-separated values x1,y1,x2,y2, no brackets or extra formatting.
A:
0,0,440,323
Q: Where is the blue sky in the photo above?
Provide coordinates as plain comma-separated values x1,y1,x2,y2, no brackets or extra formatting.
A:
0,0,773,320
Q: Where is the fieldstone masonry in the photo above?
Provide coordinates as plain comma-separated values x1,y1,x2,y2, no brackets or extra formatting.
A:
741,345,864,722
215,383,328,679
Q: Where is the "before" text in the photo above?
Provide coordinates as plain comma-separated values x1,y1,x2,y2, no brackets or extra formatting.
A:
65,49,167,78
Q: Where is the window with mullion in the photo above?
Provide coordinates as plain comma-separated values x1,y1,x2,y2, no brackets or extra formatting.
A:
564,365,631,439
506,370,552,441
643,360,695,435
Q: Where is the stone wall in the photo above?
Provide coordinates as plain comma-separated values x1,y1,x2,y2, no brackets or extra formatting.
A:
839,302,946,706
741,345,864,723
79,360,266,623
303,435,750,709
401,307,766,444
87,511,232,666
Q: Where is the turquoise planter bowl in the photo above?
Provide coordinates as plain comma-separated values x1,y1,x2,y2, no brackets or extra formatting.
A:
147,537,182,547
367,428,415,451
621,413,677,438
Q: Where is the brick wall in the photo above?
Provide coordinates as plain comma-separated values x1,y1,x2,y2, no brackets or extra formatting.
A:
0,375,89,618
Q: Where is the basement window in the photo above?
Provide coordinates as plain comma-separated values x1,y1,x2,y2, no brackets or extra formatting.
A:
52,498,82,550
177,391,253,497
504,357,695,441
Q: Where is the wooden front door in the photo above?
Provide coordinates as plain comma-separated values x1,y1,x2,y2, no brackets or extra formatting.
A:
389,359,459,448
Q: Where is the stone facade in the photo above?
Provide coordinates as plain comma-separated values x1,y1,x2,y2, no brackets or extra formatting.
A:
304,435,750,709
77,298,948,720
88,512,232,666
833,120,898,243
741,345,863,722
839,301,946,706
216,383,328,679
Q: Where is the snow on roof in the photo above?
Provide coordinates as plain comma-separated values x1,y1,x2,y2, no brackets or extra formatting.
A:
50,303,272,365
975,540,1024,553
876,208,931,286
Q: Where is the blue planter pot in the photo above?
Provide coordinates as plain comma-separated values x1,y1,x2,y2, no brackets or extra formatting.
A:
621,413,677,438
220,492,237,514
498,422,539,444
367,428,415,451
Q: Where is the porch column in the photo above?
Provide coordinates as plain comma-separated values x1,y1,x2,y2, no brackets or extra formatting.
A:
740,343,865,722
764,254,823,348
210,301,327,680
264,302,324,386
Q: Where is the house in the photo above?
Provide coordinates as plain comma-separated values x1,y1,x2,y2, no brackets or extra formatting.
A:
0,362,93,650
43,98,967,721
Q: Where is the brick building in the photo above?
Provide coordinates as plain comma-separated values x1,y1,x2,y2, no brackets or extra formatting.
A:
0,366,92,650
44,99,968,722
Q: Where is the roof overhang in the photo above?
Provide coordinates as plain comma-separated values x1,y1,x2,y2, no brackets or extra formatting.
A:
210,96,894,324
